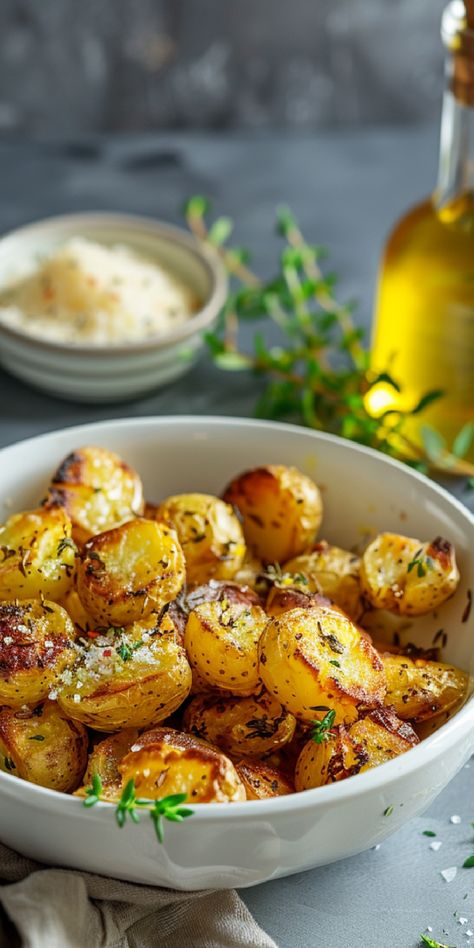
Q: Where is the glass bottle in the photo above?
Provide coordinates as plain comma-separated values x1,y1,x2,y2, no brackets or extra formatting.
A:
370,0,474,461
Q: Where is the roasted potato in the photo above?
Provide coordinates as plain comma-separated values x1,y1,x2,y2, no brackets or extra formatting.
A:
233,551,265,591
284,542,364,621
183,691,296,758
119,727,246,802
59,589,96,637
234,758,294,799
76,518,185,627
155,493,245,586
44,446,144,545
295,707,419,790
186,579,262,612
360,533,460,615
77,728,139,801
265,586,330,618
0,701,88,792
258,604,386,725
222,464,323,564
0,600,76,708
57,616,192,731
381,652,469,722
184,597,268,696
0,506,76,600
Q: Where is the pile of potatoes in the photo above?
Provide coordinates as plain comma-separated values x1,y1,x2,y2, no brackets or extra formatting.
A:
0,448,468,804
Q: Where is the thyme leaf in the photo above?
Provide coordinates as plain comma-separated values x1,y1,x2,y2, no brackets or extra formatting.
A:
82,776,193,844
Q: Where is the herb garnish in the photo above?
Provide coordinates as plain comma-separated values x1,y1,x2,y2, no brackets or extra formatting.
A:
310,709,336,744
83,775,193,844
422,830,437,837
28,735,45,742
57,537,78,556
262,563,308,589
184,197,474,479
463,854,474,868
407,551,434,578
383,805,394,817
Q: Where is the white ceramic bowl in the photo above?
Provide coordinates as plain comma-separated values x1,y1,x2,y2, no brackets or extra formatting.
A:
0,416,472,890
0,213,227,402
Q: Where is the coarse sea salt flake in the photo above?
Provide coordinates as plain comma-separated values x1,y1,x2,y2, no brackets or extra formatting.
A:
44,640,54,648
450,815,462,824
459,918,468,925
73,694,81,704
430,841,443,851
3,636,13,645
441,867,457,882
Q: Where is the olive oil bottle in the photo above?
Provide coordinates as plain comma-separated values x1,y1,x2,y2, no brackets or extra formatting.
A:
371,0,474,461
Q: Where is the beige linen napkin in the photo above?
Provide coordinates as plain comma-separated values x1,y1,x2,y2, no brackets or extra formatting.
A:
0,843,277,948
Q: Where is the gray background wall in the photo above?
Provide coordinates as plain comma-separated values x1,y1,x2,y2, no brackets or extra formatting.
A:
0,0,447,136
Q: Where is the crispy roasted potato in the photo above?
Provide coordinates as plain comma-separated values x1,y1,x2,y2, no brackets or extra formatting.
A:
44,446,144,545
265,586,330,618
0,600,76,708
59,589,96,637
155,493,246,587
57,616,192,731
77,728,139,801
222,464,323,564
184,598,268,696
284,542,364,621
360,533,460,616
295,707,419,790
119,727,246,802
186,579,262,611
0,506,76,600
234,758,294,799
233,552,265,591
76,518,185,627
258,604,386,725
381,652,469,722
0,701,88,792
183,691,296,758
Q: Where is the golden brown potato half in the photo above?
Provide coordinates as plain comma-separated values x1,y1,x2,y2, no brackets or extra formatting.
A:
184,598,268,696
183,691,296,758
233,552,265,591
222,464,323,564
76,518,185,627
57,615,192,731
76,728,139,801
59,589,96,637
234,758,294,799
284,542,364,621
0,701,88,792
186,579,262,612
258,605,386,725
295,707,419,791
119,727,246,802
0,506,76,601
0,600,76,708
360,533,460,616
154,493,246,587
381,652,469,722
44,446,144,545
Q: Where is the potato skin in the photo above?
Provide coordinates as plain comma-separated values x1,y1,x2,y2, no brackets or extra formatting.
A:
222,464,323,564
265,587,330,618
155,493,245,587
0,600,77,708
57,616,192,732
234,758,294,799
184,598,268,696
44,446,144,545
258,605,386,725
284,542,364,621
76,518,185,627
360,533,460,616
0,507,76,601
77,728,139,801
295,707,419,791
183,691,296,759
381,652,469,722
0,701,88,792
119,727,246,802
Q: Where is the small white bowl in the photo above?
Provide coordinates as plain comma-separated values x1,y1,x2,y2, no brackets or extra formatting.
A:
0,213,227,402
0,416,472,890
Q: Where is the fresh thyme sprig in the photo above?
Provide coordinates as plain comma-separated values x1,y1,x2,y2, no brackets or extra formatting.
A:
310,709,336,744
420,935,455,948
184,197,474,479
83,775,194,844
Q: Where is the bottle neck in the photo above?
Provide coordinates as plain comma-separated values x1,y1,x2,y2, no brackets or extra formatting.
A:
434,86,474,209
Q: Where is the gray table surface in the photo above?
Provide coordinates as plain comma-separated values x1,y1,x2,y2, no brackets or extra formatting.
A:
0,128,472,948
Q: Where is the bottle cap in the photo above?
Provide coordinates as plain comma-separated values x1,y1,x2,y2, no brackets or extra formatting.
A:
442,1,474,104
